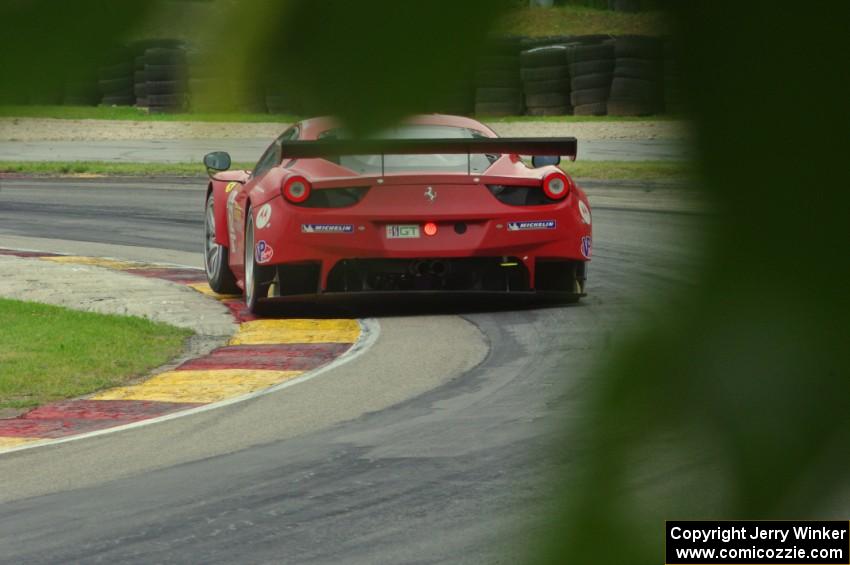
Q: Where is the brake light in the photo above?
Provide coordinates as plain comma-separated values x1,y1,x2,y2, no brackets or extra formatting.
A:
542,171,571,200
423,222,438,236
282,175,311,203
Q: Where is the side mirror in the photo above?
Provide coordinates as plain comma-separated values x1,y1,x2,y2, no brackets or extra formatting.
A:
203,151,231,173
531,155,560,168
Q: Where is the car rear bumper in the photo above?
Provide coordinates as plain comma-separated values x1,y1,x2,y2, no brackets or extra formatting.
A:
252,192,592,291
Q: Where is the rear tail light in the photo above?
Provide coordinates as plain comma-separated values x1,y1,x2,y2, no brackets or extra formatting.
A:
542,171,571,200
282,175,311,203
423,222,438,236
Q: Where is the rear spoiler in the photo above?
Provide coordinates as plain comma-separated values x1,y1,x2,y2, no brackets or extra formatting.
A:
279,137,576,176
280,137,576,159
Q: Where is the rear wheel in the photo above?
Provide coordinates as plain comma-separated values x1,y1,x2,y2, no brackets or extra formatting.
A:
243,205,270,313
204,193,238,294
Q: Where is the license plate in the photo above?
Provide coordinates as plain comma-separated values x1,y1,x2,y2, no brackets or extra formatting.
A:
386,224,420,239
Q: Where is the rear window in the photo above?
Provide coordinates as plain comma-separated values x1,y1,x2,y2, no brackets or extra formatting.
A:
317,125,496,174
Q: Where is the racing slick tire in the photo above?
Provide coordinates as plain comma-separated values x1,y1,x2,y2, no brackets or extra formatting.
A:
243,204,273,314
204,193,239,295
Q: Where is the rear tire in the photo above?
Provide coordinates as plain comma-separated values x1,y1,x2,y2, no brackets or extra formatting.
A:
204,193,238,294
243,205,270,314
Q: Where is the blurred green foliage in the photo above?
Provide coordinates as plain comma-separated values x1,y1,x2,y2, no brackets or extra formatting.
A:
534,2,850,563
197,0,512,133
1,1,847,562
0,0,154,103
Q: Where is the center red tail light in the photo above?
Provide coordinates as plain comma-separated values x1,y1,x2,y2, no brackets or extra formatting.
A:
542,171,572,200
282,175,312,203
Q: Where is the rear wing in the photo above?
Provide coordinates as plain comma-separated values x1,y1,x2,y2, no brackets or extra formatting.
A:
279,137,577,175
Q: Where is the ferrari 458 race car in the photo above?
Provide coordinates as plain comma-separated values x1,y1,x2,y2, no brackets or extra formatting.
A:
203,114,592,313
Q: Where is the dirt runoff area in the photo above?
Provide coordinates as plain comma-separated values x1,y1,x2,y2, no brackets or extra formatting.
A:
0,117,689,142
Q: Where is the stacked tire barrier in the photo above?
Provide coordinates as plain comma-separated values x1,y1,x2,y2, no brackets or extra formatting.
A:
142,47,189,113
567,42,615,115
51,34,671,116
663,38,682,114
520,45,571,116
607,35,664,116
97,47,135,107
474,37,523,116
133,53,148,107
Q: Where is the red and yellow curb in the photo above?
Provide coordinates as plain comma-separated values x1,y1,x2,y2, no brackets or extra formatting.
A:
0,250,366,452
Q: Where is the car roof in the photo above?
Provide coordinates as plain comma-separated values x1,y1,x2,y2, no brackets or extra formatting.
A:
297,114,496,140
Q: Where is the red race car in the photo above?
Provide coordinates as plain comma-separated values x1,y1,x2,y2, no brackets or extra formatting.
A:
202,114,592,313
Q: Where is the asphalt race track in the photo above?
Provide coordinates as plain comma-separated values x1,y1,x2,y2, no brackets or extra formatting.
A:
0,178,703,563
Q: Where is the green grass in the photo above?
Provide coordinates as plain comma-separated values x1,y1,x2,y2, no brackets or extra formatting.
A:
0,298,191,409
0,160,252,177
497,4,669,37
0,159,690,181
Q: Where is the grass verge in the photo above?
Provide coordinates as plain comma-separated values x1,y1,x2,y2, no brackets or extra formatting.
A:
496,4,669,37
0,161,252,177
0,159,691,182
0,298,191,410
560,160,691,181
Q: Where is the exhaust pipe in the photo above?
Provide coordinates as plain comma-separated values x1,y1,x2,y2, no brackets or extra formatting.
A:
411,260,430,276
410,260,450,277
429,260,449,277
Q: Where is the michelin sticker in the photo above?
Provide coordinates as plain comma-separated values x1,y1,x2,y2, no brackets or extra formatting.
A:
256,240,274,263
507,220,556,231
581,235,592,258
578,200,591,225
301,224,354,234
256,203,272,229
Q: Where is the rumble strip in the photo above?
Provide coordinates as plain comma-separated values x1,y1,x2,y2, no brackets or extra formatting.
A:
0,249,375,453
